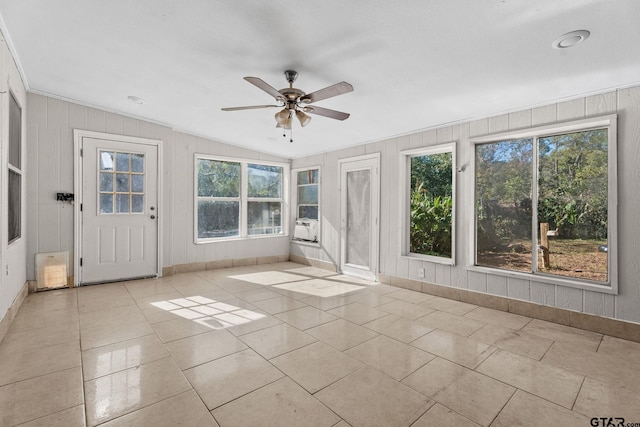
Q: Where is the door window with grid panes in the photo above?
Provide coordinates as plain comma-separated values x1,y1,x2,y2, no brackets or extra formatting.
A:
99,151,145,214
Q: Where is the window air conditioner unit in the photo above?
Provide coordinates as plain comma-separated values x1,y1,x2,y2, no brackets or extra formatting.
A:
294,218,318,242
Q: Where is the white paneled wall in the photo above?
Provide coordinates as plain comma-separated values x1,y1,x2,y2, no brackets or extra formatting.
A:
26,93,290,281
292,86,640,325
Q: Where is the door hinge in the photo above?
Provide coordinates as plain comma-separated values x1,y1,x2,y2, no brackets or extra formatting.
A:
80,258,83,267
80,203,83,212
80,148,83,157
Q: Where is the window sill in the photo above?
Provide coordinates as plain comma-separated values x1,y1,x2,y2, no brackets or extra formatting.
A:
290,239,321,248
400,254,454,266
195,234,288,245
466,265,617,295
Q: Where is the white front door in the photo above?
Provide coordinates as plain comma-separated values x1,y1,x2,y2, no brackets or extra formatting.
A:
339,155,380,281
76,132,160,285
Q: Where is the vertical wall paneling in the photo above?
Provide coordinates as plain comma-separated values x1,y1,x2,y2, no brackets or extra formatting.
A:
530,281,555,306
557,98,585,122
28,94,47,127
123,116,140,136
613,87,640,323
450,266,467,289
586,92,617,116
508,109,532,130
46,98,68,130
396,256,409,278
68,103,87,130
105,112,124,134
486,274,507,296
408,258,423,281
488,114,509,134
436,126,453,144
468,270,488,293
86,107,106,132
435,263,451,286
424,261,436,283
531,104,557,126
507,277,530,301
555,286,584,312
469,118,489,137
583,290,612,317
409,132,422,148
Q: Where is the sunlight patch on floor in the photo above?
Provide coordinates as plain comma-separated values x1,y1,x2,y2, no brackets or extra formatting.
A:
273,279,364,298
150,296,266,330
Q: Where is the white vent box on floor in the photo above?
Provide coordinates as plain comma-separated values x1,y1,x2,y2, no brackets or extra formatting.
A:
294,218,318,242
35,251,69,290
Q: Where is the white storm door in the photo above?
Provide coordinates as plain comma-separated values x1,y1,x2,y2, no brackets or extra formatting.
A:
339,155,380,281
80,136,159,284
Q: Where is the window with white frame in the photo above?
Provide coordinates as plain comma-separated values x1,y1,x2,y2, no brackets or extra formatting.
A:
195,156,287,241
8,92,22,244
296,169,319,220
474,115,617,289
402,144,455,262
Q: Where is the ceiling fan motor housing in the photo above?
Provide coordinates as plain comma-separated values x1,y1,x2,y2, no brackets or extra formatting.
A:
284,70,298,84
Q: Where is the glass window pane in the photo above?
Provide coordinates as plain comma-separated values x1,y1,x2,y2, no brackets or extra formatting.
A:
8,170,20,242
116,173,130,192
475,139,533,273
9,93,21,169
537,129,608,282
297,170,310,185
409,152,453,258
100,173,113,192
298,169,318,184
248,202,282,235
100,152,114,171
299,206,318,220
131,194,144,213
198,200,239,238
197,159,240,197
248,164,282,198
100,194,114,214
131,154,144,173
116,152,130,171
346,170,370,267
298,185,318,204
132,175,144,192
116,194,130,213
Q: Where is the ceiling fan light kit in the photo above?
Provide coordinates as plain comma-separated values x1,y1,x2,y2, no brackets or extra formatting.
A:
222,70,353,141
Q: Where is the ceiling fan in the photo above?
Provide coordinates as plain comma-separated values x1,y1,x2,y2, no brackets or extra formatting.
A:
221,70,353,131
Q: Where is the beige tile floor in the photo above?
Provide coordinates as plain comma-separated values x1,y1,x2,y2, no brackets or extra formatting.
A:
1,261,640,426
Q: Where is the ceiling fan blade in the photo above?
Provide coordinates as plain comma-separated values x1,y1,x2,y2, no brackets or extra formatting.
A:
221,104,280,111
303,105,350,121
244,77,284,101
300,81,353,104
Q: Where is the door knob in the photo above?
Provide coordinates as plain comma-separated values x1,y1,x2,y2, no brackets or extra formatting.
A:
150,215,156,219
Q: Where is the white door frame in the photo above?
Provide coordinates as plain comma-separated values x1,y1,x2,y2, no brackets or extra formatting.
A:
73,130,163,286
338,153,380,281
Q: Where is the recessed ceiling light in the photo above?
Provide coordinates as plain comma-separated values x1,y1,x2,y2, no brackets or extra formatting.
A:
127,95,145,104
552,30,590,49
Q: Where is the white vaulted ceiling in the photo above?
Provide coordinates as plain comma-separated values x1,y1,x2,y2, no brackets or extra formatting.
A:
0,0,639,158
